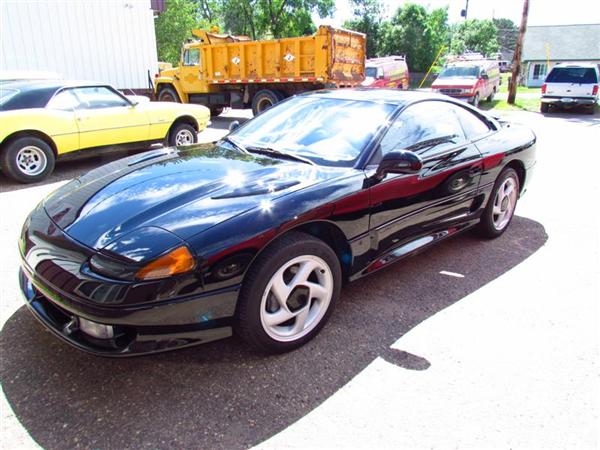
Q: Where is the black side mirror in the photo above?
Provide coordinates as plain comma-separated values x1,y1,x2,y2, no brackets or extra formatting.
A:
228,120,240,133
481,73,489,80
376,150,423,180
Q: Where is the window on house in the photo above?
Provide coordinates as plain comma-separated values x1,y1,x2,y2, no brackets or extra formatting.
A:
532,64,547,80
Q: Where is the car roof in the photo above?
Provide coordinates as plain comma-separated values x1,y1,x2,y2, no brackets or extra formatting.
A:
302,88,448,107
1,79,107,92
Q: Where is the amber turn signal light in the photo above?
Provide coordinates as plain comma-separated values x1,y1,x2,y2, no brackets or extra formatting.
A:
136,246,195,280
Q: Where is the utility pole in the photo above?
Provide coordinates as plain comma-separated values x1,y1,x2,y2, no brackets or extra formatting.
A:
508,0,529,104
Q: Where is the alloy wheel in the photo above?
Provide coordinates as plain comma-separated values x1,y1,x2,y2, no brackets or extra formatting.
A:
16,146,47,176
260,255,333,342
492,176,518,230
175,129,195,146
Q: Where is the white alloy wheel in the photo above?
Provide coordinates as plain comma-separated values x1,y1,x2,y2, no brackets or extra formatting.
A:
492,176,518,231
16,145,48,176
259,255,334,342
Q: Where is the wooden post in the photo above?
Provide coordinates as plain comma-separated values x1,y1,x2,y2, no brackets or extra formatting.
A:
508,0,529,104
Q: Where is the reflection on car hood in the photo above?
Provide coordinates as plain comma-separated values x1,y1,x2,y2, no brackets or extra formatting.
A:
44,144,345,250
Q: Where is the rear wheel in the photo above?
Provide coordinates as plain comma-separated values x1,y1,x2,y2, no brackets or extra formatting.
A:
251,89,280,116
540,103,550,113
487,87,496,102
158,86,180,103
476,168,520,238
1,136,55,183
236,232,341,353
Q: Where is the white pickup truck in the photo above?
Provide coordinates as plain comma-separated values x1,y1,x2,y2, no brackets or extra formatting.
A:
541,63,599,114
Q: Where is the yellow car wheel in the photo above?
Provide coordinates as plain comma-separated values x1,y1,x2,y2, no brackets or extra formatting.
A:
168,123,197,147
2,137,55,183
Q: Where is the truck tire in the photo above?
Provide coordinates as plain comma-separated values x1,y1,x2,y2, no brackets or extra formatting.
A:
252,90,280,115
1,136,55,183
158,86,181,103
471,92,480,108
540,103,550,113
487,87,496,102
210,107,224,117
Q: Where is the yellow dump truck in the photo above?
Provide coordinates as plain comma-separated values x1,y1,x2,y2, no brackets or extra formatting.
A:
154,26,366,116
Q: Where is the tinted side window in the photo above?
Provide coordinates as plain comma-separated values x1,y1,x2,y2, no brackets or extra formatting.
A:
453,106,491,140
72,86,129,109
378,101,466,158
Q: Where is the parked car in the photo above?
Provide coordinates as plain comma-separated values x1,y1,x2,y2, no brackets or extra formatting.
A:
540,63,599,114
498,60,512,73
362,56,410,89
1,80,210,183
18,89,536,356
431,59,501,107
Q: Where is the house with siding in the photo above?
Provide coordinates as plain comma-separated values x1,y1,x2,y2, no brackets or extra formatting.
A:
521,24,600,87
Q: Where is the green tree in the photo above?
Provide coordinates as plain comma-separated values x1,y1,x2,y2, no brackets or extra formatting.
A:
379,3,449,72
155,0,201,64
493,18,518,57
450,19,499,56
342,0,383,58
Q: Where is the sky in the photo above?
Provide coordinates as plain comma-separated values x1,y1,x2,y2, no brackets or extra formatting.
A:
317,0,600,27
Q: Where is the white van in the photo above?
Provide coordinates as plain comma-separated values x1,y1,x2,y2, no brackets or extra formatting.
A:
541,63,599,114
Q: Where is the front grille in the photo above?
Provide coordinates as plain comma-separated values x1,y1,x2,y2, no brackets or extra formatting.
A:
439,88,463,95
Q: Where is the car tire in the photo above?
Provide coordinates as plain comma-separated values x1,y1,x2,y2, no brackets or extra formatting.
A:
210,107,224,117
475,168,520,239
1,136,55,184
236,231,342,353
540,103,550,113
472,93,480,108
158,86,181,103
168,123,197,146
251,89,280,116
487,88,496,102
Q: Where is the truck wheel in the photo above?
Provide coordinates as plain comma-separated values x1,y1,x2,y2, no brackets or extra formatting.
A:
252,90,280,115
471,93,480,108
210,107,224,117
158,86,180,103
487,88,496,102
1,136,55,183
540,103,549,113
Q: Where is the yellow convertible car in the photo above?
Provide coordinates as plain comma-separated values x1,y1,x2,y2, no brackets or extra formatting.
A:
0,80,210,183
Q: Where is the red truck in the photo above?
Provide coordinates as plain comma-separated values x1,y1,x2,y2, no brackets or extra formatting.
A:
431,58,501,107
361,56,410,90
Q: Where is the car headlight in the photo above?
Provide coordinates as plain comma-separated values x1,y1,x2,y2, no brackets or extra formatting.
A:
135,246,196,280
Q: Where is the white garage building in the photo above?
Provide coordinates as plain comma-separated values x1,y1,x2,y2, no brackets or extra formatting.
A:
1,0,159,91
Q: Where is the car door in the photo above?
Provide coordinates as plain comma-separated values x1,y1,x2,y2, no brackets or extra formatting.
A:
44,88,80,154
366,100,484,269
71,86,150,150
179,47,203,93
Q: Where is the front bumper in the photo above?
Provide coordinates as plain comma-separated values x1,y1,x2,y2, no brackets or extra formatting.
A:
20,267,236,356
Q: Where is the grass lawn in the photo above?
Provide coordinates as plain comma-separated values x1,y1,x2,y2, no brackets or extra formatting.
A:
480,97,541,113
498,73,540,94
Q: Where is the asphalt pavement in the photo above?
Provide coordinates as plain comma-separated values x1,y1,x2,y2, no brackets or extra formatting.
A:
0,108,598,450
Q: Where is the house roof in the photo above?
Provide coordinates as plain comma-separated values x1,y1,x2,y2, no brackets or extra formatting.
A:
522,24,600,61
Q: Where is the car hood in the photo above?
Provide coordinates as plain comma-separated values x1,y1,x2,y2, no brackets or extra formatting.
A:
44,143,346,251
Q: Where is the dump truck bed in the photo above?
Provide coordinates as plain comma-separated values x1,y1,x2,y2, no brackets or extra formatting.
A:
201,26,365,86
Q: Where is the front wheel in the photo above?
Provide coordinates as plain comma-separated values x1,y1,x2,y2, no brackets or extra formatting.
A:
476,168,520,238
168,123,197,147
487,88,496,102
1,137,55,183
157,86,180,103
236,232,341,353
471,93,480,108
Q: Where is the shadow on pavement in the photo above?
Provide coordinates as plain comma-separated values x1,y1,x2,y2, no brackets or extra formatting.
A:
0,216,547,450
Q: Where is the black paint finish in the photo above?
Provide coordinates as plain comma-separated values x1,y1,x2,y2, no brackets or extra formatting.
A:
18,90,536,355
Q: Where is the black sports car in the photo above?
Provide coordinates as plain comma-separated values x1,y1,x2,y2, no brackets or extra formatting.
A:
18,89,536,355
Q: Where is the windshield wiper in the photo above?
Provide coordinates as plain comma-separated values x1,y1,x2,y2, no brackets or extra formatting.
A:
245,146,315,166
220,136,247,153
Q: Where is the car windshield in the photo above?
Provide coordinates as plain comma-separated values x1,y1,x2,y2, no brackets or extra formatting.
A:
439,66,480,78
229,96,395,167
0,88,18,106
365,67,378,78
546,67,598,83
